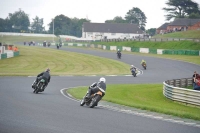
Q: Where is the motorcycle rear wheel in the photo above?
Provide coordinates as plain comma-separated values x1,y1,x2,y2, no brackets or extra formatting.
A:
89,95,101,108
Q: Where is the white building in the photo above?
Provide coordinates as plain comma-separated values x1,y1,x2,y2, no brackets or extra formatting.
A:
82,23,144,40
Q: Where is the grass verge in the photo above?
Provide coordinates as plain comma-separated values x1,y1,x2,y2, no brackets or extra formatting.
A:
92,40,200,50
0,46,130,76
67,84,200,121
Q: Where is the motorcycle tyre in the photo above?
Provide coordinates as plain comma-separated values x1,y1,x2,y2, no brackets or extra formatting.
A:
89,95,101,108
80,98,85,106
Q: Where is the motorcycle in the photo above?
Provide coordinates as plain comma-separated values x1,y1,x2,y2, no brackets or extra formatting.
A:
56,44,60,49
117,52,121,59
80,86,105,108
47,42,51,47
32,79,46,94
131,68,138,77
142,62,147,70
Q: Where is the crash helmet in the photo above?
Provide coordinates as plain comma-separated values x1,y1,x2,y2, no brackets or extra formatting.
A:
118,49,120,51
99,77,106,83
46,68,50,72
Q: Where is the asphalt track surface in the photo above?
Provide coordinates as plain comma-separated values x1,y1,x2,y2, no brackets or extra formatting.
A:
0,45,200,133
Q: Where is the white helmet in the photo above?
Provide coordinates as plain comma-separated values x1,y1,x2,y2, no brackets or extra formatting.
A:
131,65,134,67
118,49,120,51
99,77,106,83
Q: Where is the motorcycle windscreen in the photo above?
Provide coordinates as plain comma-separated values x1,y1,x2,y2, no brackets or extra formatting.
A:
40,79,45,82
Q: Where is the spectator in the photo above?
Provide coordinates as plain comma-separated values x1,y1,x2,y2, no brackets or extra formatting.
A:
194,75,200,90
193,71,198,89
0,42,2,46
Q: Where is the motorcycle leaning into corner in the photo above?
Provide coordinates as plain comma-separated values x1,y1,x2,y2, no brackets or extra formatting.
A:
141,62,147,70
80,86,106,108
130,65,138,77
32,68,51,94
32,78,47,94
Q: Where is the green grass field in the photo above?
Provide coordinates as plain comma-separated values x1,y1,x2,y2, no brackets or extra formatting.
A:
67,84,200,121
153,30,200,39
0,46,130,76
0,35,60,44
92,40,200,50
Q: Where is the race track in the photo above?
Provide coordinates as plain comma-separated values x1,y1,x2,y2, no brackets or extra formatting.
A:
0,46,200,133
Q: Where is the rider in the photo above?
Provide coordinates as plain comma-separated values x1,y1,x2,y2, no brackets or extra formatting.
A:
141,59,146,66
86,77,106,98
117,49,121,57
117,49,121,54
32,68,51,91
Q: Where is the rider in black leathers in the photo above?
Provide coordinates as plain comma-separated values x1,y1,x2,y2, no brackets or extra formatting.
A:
32,68,51,91
117,49,121,58
86,77,106,98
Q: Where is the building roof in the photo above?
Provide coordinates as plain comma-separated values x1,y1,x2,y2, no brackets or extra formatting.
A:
157,23,170,30
82,23,144,34
168,18,200,26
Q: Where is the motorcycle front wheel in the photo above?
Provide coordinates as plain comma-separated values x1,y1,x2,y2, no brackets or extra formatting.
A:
80,98,85,106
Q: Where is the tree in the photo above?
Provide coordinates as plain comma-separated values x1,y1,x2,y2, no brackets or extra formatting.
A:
31,16,44,33
105,16,127,23
48,15,90,37
49,14,71,36
146,28,156,36
7,8,30,32
163,0,200,21
73,18,90,37
0,18,6,32
125,7,147,30
188,12,200,19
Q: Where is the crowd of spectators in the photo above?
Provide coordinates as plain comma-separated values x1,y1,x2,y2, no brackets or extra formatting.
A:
193,71,200,90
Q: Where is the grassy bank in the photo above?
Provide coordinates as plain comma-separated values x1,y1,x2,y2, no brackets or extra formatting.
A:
153,30,200,39
92,40,200,50
0,46,130,76
0,35,60,44
67,84,200,121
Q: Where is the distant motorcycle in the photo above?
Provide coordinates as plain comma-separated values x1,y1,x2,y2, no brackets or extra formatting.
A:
47,42,51,47
142,62,147,70
80,86,105,108
32,79,46,94
117,52,121,59
57,44,59,49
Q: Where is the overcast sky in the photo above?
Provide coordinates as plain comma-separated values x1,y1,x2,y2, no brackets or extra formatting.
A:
0,0,200,30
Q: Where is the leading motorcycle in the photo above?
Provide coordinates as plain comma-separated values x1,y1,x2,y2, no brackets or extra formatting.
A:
80,86,105,108
32,79,46,94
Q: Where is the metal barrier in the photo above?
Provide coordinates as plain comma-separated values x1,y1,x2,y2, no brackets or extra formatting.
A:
163,78,200,106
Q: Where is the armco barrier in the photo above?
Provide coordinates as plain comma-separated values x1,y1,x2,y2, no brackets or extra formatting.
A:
163,78,200,106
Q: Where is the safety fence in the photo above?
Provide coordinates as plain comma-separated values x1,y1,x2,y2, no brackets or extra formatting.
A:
62,43,200,56
163,78,200,106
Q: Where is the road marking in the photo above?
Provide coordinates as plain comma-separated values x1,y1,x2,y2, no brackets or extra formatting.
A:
60,87,200,128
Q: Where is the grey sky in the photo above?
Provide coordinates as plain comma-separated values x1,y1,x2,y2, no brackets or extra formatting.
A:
0,0,200,30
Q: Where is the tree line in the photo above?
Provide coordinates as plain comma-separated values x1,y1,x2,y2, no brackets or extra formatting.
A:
0,0,199,37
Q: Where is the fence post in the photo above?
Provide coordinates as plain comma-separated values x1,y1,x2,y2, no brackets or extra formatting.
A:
185,78,188,87
173,79,176,87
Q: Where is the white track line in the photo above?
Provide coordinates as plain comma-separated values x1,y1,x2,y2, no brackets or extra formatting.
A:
60,87,200,128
